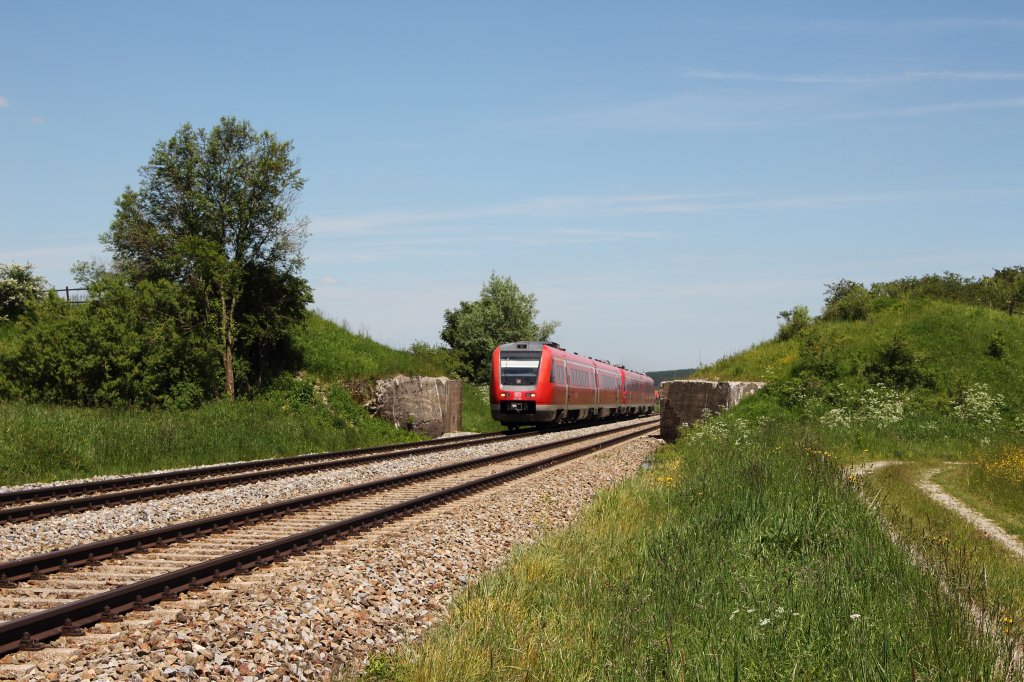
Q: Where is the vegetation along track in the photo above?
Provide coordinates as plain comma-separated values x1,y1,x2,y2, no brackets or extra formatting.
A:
0,429,546,523
0,418,658,655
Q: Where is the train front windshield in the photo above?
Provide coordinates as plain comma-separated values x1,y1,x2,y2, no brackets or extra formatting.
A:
499,351,542,386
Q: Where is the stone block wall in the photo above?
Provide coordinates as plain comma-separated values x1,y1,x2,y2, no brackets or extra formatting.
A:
659,379,765,441
367,376,463,437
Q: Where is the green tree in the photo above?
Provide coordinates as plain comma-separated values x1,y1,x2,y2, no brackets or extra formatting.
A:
821,279,871,321
0,263,48,321
440,273,559,383
989,266,1024,315
101,116,312,397
775,304,810,341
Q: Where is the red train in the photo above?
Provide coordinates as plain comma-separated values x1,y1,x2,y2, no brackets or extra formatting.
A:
490,341,656,428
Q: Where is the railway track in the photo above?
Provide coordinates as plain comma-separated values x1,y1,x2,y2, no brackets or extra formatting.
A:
0,429,537,523
0,418,658,655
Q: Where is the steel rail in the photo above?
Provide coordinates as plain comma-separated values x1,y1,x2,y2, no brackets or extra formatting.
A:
0,431,506,508
0,421,657,655
0,431,537,523
0,418,652,523
0,417,658,585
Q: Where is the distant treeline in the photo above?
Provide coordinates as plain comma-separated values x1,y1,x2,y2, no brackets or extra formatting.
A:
646,369,696,387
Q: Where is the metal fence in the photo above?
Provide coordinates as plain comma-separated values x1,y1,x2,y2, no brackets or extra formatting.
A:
53,287,89,303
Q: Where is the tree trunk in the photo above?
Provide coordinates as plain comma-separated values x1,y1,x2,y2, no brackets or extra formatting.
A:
220,291,236,399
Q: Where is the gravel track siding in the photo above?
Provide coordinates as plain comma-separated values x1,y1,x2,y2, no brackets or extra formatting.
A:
0,436,661,681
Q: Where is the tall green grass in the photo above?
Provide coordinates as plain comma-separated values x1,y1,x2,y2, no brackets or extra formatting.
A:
460,383,502,434
366,412,1003,679
0,383,422,486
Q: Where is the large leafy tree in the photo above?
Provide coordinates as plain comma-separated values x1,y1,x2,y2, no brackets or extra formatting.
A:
440,273,559,383
102,117,312,397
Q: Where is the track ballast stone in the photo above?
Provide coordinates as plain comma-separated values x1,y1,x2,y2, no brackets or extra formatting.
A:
0,434,661,681
0,422,635,561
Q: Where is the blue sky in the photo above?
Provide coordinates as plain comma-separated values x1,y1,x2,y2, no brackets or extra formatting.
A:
2,2,1022,372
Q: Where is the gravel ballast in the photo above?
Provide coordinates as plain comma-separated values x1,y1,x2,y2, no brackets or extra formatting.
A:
0,431,661,681
0,422,643,561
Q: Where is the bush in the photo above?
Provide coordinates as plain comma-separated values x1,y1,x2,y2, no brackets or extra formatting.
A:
2,275,221,407
795,327,843,380
987,331,1007,360
0,263,48,321
952,383,1005,430
821,279,871,322
863,335,933,390
775,305,810,341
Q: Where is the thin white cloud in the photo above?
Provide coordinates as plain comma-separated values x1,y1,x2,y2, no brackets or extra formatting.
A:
311,193,736,233
29,115,44,125
319,276,338,285
843,97,1024,119
0,96,8,108
685,68,1024,85
313,187,1024,241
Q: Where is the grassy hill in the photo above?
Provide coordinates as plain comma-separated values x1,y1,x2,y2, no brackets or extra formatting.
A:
367,290,1024,679
0,311,496,486
695,297,1024,461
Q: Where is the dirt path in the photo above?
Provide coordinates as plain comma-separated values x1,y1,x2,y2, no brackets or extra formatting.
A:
851,460,1024,674
918,466,1024,559
845,460,899,478
849,460,1024,558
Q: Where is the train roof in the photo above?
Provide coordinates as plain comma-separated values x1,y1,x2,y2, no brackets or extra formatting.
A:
495,341,651,380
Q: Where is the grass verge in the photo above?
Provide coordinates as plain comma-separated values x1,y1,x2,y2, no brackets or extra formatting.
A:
460,384,502,434
362,416,1003,680
863,462,1024,651
0,382,422,487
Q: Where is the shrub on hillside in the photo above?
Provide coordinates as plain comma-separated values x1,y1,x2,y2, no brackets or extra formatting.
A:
795,327,843,380
820,279,870,322
819,383,906,429
952,382,1005,430
987,331,1007,360
775,305,810,341
865,267,1023,315
863,335,934,390
408,340,454,375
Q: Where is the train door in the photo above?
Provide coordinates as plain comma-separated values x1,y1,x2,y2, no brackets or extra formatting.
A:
560,359,569,412
552,358,568,413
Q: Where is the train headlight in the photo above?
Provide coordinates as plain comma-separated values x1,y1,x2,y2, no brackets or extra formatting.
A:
527,392,536,398
500,392,508,398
